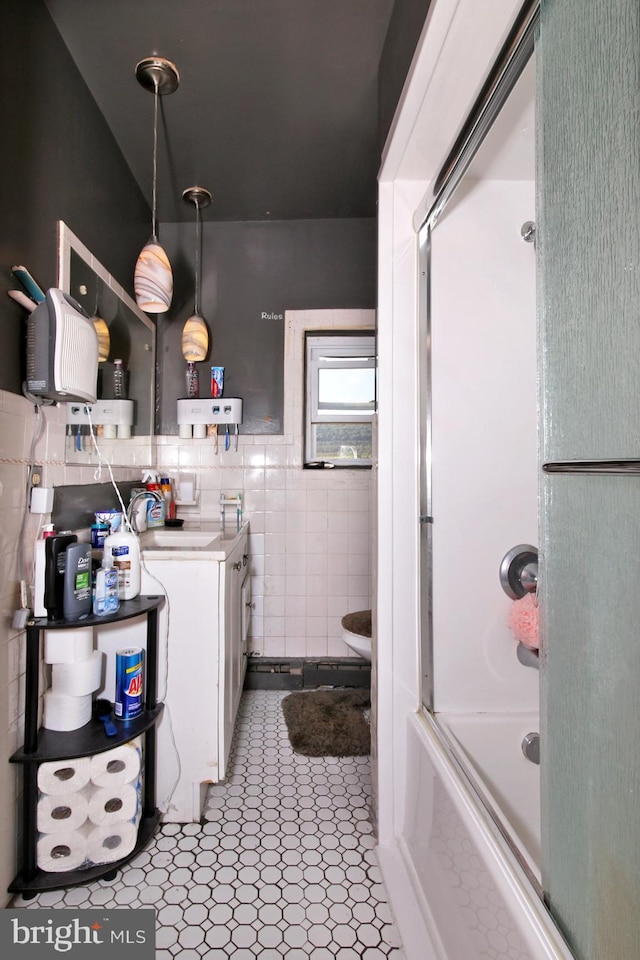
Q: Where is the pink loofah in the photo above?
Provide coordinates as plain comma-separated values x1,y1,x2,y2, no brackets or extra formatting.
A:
508,593,539,650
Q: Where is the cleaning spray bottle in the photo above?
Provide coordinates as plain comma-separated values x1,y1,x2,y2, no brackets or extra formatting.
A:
142,470,165,528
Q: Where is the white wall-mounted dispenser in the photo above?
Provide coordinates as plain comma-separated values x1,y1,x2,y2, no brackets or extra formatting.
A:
66,400,135,439
177,398,243,439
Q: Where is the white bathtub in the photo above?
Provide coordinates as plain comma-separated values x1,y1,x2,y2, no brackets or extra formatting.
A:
438,711,541,882
395,710,574,960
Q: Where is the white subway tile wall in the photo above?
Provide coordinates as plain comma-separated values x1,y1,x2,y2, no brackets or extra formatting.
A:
0,308,374,899
0,389,142,900
156,309,376,659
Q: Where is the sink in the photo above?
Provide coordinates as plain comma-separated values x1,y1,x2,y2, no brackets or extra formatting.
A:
140,529,221,549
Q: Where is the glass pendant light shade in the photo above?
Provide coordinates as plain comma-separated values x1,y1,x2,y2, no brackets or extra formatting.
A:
182,313,209,361
134,240,173,313
92,316,110,363
134,57,179,314
182,186,212,362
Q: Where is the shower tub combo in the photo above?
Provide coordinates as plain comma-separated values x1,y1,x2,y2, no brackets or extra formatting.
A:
398,707,573,960
392,548,571,958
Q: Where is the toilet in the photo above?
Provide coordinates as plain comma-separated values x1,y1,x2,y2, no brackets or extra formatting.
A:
341,609,372,661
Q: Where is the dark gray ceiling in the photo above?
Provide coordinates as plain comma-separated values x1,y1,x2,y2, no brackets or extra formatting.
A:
44,0,395,222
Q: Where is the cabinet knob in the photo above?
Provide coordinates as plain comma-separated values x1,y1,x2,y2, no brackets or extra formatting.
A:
232,561,242,571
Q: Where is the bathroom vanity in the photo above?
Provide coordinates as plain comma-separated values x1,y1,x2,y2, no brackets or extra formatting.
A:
94,522,250,822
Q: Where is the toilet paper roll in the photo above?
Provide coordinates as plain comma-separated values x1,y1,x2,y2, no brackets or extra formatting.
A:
44,628,94,664
43,691,92,732
88,780,141,827
86,821,138,866
90,738,142,788
37,826,89,872
37,786,90,834
37,756,91,795
51,650,104,696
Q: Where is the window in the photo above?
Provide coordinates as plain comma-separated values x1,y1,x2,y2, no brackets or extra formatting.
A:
304,332,376,466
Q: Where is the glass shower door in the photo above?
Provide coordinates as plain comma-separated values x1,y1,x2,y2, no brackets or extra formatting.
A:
538,1,640,957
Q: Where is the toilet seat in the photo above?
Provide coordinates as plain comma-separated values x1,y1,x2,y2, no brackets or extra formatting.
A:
341,610,372,661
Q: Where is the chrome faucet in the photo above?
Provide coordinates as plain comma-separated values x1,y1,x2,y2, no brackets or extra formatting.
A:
127,489,164,533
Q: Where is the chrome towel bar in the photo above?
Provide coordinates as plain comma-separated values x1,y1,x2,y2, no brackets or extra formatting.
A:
543,460,640,475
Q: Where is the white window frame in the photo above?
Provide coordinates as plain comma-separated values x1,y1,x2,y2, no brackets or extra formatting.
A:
304,331,376,467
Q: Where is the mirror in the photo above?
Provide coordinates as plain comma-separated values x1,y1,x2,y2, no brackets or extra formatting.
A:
58,221,156,465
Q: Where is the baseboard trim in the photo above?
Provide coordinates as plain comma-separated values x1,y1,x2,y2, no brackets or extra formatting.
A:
244,657,371,690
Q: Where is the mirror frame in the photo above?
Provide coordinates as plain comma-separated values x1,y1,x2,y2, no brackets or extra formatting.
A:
57,221,157,463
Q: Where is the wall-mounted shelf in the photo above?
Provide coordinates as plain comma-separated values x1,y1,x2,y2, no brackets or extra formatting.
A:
66,399,135,439
177,397,243,426
177,398,243,440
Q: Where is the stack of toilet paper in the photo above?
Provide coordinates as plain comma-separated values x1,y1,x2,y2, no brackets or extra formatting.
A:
36,738,143,873
43,628,103,732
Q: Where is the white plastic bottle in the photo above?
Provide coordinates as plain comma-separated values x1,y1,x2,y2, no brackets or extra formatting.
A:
93,555,120,616
103,528,140,600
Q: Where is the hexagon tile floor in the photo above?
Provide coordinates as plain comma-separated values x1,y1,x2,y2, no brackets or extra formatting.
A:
13,689,406,960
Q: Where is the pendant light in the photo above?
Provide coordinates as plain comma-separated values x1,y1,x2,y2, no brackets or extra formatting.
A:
134,57,179,313
181,186,212,368
92,312,110,364
90,283,110,363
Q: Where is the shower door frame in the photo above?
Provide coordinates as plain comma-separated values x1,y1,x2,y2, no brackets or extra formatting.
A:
416,0,541,894
418,0,539,709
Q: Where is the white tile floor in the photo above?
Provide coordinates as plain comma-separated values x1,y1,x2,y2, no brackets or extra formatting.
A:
14,689,405,960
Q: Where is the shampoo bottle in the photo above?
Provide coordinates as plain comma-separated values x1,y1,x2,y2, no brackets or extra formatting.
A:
103,528,140,600
93,555,120,616
44,533,77,621
62,542,93,620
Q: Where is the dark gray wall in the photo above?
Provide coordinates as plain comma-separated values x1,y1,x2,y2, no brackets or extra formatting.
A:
158,218,377,434
378,0,433,154
1,0,423,419
44,0,395,222
0,0,150,395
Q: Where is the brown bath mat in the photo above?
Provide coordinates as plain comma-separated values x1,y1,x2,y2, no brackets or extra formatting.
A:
281,688,371,757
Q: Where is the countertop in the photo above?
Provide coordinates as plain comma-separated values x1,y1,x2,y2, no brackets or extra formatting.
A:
139,520,249,560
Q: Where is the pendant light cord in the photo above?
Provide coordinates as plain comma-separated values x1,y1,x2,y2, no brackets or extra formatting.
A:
194,199,201,315
152,78,159,241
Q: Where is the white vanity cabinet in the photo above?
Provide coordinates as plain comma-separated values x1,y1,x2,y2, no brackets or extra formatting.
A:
219,533,250,770
96,523,250,822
